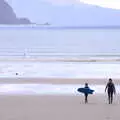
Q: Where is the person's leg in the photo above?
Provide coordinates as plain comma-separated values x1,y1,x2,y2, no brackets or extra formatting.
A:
110,91,113,104
85,93,88,103
108,91,110,104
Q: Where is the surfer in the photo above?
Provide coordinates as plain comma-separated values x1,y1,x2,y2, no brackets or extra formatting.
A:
105,78,116,104
77,83,94,104
84,83,89,103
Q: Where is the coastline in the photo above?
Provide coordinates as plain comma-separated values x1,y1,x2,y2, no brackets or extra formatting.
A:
0,57,120,62
0,77,119,84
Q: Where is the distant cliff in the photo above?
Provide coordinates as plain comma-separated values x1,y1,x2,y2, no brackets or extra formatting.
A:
0,0,31,24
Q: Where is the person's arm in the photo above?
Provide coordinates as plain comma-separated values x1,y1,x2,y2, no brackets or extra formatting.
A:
113,84,116,94
105,83,108,92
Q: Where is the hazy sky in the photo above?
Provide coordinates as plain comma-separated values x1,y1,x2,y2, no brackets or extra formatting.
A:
6,0,120,9
80,0,120,9
5,0,120,25
42,0,120,9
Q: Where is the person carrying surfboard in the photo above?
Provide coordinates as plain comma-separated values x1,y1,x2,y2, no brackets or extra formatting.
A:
77,83,94,103
105,78,116,104
84,83,89,103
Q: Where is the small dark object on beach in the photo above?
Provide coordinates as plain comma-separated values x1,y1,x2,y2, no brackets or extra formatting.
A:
16,73,18,75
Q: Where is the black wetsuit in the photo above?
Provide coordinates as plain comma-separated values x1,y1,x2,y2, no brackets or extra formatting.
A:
84,86,89,103
106,82,115,104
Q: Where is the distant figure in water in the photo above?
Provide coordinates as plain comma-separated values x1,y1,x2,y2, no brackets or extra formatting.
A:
105,78,116,104
16,73,18,75
84,83,89,103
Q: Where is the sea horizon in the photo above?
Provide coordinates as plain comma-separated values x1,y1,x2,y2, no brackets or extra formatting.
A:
1,25,120,29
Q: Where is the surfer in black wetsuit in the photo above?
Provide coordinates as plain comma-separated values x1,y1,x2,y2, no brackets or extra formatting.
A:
105,78,116,104
84,83,89,103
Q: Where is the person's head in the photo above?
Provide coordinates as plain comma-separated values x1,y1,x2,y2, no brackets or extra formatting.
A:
85,83,88,87
109,78,112,83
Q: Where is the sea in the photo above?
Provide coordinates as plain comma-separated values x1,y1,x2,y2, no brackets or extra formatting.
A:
0,25,120,95
0,25,120,58
0,25,120,78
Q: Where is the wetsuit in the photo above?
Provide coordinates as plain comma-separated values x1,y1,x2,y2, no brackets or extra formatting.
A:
105,82,115,104
84,86,89,103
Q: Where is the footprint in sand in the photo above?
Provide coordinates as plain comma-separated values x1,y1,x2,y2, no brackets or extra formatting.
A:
105,116,111,120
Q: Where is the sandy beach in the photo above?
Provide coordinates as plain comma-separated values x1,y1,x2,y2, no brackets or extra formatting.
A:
0,78,119,120
0,77,119,85
0,94,120,120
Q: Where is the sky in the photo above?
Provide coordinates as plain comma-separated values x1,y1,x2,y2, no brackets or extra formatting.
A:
52,0,120,10
29,0,120,9
5,0,120,25
80,0,120,9
6,0,120,10
48,0,120,9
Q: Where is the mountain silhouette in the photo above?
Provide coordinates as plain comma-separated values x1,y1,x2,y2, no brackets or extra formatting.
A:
1,0,120,26
0,0,31,24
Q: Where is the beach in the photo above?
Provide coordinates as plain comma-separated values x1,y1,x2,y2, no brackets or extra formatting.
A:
0,78,120,85
0,94,120,120
0,25,120,120
0,77,119,120
0,60,119,119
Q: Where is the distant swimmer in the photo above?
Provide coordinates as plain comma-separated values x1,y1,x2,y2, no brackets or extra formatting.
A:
16,73,18,75
105,78,116,104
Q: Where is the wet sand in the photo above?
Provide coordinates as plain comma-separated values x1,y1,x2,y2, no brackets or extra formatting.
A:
0,57,120,62
0,77,120,120
0,77,119,85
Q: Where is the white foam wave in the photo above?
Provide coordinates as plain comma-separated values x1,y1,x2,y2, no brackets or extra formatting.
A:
0,61,120,78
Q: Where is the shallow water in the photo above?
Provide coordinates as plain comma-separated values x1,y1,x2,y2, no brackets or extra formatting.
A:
0,61,120,78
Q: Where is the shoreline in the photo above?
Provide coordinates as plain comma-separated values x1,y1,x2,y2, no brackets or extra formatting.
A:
0,57,120,62
0,77,119,84
0,58,120,63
